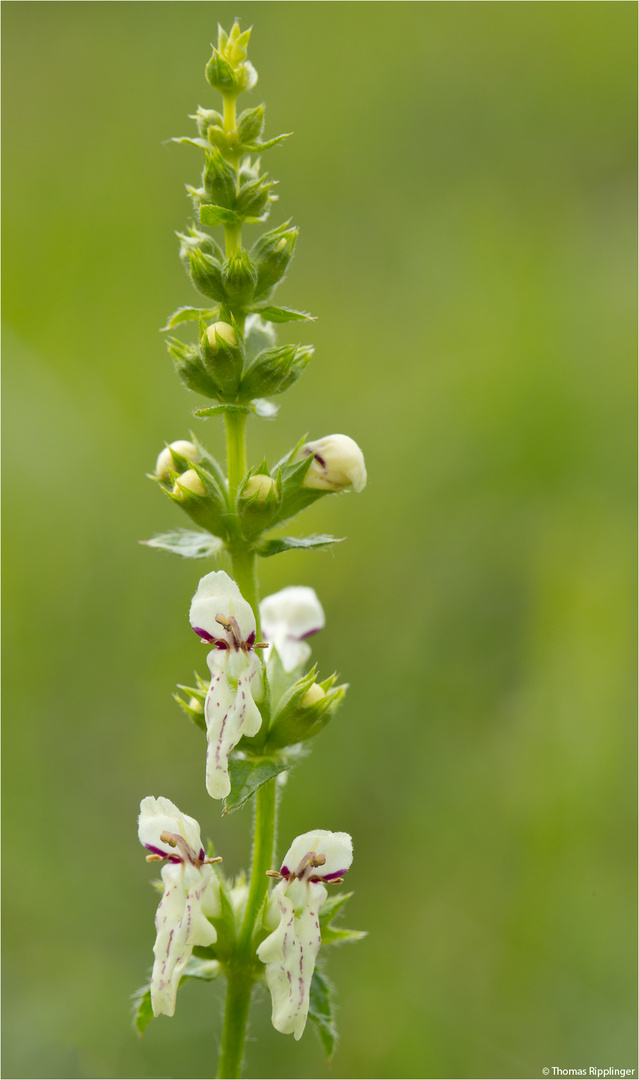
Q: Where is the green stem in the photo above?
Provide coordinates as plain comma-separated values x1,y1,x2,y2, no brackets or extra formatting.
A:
225,411,247,504
217,968,253,1080
240,778,277,947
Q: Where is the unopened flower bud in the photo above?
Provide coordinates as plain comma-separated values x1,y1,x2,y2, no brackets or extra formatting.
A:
188,697,205,715
205,321,238,351
243,474,276,501
172,469,206,499
300,434,367,493
301,683,325,708
155,440,200,482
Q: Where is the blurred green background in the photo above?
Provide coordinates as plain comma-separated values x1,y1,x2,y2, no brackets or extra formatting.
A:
2,3,636,1078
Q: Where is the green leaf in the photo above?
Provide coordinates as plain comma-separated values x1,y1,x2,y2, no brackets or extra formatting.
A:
242,133,292,152
131,985,153,1037
255,306,315,323
223,757,290,814
308,969,338,1060
257,534,343,557
194,403,251,417
321,926,367,946
161,306,218,331
141,529,224,559
319,891,367,948
171,135,211,150
200,203,242,227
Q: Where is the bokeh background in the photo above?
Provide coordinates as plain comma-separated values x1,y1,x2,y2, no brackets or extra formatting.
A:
2,3,636,1078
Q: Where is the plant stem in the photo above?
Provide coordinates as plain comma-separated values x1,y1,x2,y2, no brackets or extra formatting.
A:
225,411,247,503
217,967,253,1080
240,777,277,947
219,341,277,1078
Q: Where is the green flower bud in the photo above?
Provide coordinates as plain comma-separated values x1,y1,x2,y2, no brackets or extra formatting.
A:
191,106,224,138
251,224,298,300
188,248,225,302
240,343,313,399
172,469,207,499
201,322,242,397
166,337,220,399
155,440,200,481
236,175,276,221
242,474,276,501
203,149,237,209
237,104,265,145
221,249,258,304
301,683,325,707
205,321,237,350
206,24,257,95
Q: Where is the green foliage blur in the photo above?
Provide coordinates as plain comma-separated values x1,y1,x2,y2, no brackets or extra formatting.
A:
2,3,636,1078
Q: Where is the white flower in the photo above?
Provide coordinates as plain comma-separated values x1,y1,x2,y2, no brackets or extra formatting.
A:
259,586,325,673
190,570,265,799
138,796,221,1017
300,434,367,493
257,829,353,1040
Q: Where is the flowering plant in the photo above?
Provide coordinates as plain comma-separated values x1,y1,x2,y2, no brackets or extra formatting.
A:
134,22,365,1079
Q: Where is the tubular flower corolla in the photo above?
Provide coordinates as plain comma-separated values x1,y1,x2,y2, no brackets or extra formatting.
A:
259,586,325,672
138,796,221,1017
257,829,353,1039
190,570,266,799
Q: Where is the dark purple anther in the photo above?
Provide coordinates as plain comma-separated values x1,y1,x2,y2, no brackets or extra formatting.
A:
321,869,348,881
246,630,256,647
299,626,322,640
279,865,290,877
193,626,215,642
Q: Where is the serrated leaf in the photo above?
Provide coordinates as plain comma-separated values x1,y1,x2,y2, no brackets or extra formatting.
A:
131,985,153,1037
161,306,218,331
308,969,338,1060
223,757,290,814
200,203,242,227
256,306,315,323
256,534,343,557
141,530,224,559
194,403,251,418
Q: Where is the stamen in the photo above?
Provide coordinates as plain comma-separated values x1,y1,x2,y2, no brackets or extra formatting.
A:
159,832,178,847
215,612,243,649
293,850,326,878
146,853,163,862
204,856,223,864
266,869,282,879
